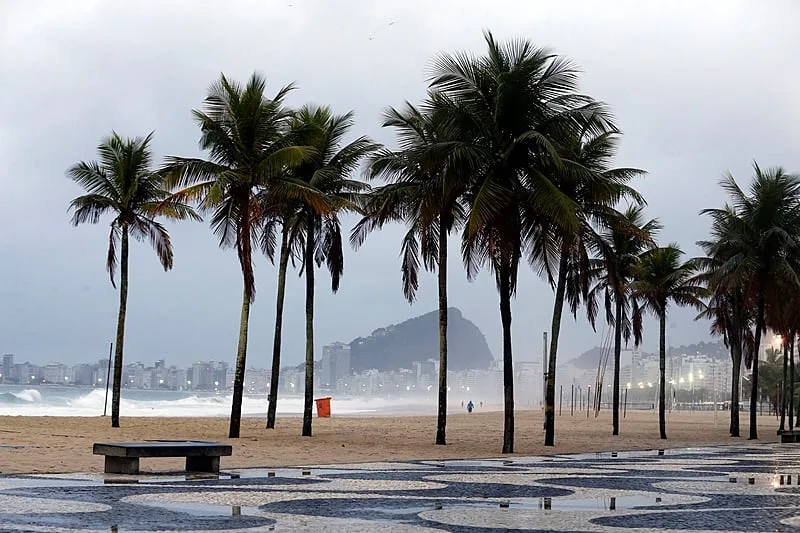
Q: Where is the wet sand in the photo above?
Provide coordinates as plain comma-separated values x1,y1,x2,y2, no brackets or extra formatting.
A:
0,410,780,474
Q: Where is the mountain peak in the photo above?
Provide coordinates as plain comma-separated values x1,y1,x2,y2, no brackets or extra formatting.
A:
348,307,492,372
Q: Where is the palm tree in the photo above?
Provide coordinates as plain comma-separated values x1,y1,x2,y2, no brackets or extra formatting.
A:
700,164,800,439
587,206,661,436
352,96,467,445
542,115,646,447
695,284,752,437
696,205,755,437
631,244,706,439
264,206,303,429
764,277,800,432
286,104,378,437
67,132,198,427
162,73,318,438
428,31,595,453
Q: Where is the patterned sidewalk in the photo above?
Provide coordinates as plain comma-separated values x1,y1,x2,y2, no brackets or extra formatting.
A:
0,443,799,531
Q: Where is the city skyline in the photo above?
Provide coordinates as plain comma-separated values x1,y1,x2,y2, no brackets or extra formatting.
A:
0,341,739,408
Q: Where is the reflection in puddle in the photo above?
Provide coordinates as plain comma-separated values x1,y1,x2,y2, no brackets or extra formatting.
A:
103,473,239,485
360,505,433,516
728,474,800,487
136,501,260,517
504,495,667,511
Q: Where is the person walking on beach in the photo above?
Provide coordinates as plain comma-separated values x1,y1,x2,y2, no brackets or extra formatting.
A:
467,400,474,413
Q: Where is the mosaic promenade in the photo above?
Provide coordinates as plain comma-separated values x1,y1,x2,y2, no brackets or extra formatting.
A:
1,443,799,531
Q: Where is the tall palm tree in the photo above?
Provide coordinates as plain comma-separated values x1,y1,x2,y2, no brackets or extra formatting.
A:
67,132,198,427
542,115,646,447
264,205,304,429
428,31,594,453
696,205,755,437
287,104,378,437
587,206,661,436
700,164,800,439
162,73,319,438
352,96,467,445
631,244,706,439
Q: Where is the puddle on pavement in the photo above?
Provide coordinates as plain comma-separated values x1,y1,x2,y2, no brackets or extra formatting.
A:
359,505,434,516
353,495,667,516
134,501,261,517
103,473,240,485
504,495,665,511
728,474,800,487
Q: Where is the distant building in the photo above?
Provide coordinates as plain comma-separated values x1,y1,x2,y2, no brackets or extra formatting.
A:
2,353,13,383
70,364,94,386
319,343,351,392
514,361,539,406
43,363,68,384
190,362,214,390
413,360,436,389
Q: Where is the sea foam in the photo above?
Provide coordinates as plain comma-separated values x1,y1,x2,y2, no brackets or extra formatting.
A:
0,386,436,417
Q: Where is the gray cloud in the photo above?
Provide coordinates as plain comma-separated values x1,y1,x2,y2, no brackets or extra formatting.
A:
1,0,798,367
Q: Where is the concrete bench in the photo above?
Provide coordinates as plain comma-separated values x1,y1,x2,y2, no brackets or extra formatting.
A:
781,430,800,443
93,440,232,474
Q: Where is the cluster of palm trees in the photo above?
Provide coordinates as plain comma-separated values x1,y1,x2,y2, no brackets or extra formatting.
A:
698,164,800,440
67,31,793,452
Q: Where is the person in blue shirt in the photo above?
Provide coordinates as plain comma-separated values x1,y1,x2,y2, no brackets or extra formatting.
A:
467,400,474,413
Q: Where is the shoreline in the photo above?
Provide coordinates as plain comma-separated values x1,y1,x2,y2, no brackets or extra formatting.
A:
0,410,780,475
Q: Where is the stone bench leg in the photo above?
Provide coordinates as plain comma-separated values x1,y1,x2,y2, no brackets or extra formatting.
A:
105,456,140,474
186,456,220,473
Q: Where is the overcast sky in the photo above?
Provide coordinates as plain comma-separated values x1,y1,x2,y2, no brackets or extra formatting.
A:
1,0,798,368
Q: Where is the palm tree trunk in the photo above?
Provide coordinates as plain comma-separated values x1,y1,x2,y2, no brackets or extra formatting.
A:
228,284,251,438
544,249,568,447
266,224,290,429
750,294,765,440
780,342,788,432
730,338,741,437
110,225,129,428
658,308,667,439
302,215,316,437
499,259,514,454
435,222,448,446
790,335,795,430
612,298,623,436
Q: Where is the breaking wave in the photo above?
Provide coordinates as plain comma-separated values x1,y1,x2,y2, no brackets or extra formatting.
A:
0,386,436,417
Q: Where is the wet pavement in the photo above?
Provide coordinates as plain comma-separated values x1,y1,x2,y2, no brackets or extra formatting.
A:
1,443,800,531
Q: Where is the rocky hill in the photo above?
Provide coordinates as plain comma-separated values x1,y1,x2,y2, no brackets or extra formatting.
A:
348,308,493,372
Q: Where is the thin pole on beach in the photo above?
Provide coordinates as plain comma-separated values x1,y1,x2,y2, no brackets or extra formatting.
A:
559,385,562,416
587,385,591,418
103,342,112,417
571,384,574,416
623,388,628,418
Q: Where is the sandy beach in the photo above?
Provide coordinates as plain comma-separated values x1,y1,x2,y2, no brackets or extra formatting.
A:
0,410,781,474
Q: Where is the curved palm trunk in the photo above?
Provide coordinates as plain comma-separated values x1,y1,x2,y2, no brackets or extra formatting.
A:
499,260,514,454
658,308,667,440
110,225,129,428
302,215,316,437
435,223,448,446
750,294,765,440
266,225,290,429
229,285,252,438
544,250,568,447
730,338,742,437
780,343,788,431
612,298,623,436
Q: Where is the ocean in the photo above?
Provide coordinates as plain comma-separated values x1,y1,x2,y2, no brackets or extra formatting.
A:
0,385,441,417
